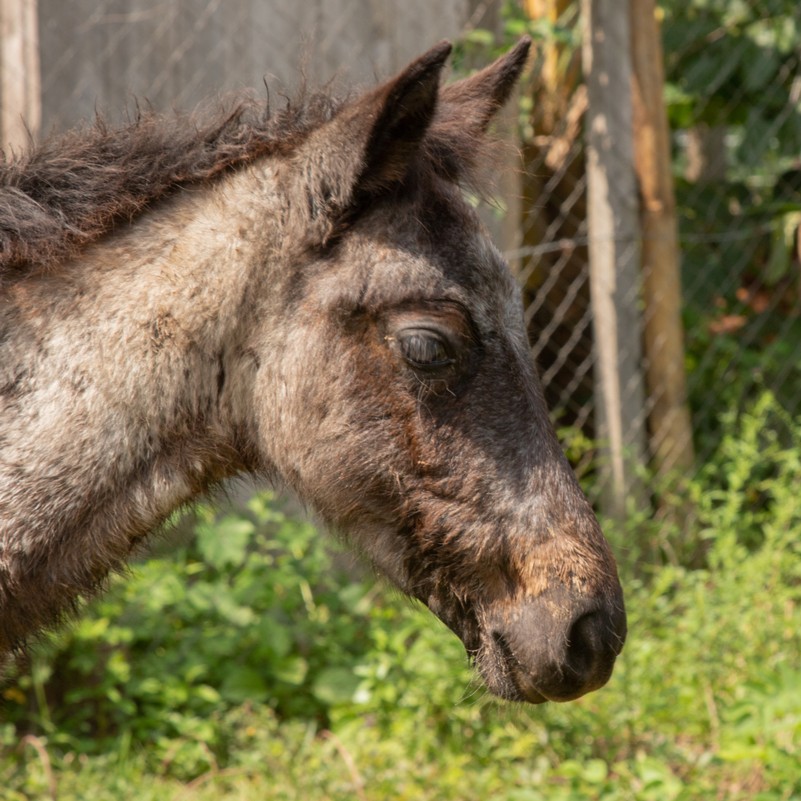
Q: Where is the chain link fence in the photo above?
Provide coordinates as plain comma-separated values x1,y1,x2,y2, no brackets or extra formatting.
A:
662,1,801,450
515,1,801,507
4,0,799,515
34,0,469,132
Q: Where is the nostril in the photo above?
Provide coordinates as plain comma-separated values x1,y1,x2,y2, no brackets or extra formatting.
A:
565,610,604,678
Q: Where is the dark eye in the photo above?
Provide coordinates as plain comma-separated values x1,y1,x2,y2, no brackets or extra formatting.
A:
396,330,455,369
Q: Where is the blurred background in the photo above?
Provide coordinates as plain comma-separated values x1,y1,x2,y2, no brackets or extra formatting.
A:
2,2,800,799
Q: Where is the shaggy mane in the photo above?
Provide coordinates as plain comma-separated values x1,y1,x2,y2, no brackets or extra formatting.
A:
0,68,503,279
0,89,343,275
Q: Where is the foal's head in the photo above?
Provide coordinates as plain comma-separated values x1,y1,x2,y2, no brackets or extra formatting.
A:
255,39,626,703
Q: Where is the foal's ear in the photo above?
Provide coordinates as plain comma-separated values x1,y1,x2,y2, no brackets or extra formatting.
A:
438,36,531,132
427,36,532,181
294,41,451,243
351,40,453,195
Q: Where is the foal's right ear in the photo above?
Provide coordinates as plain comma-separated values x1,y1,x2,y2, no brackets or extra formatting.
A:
292,41,452,244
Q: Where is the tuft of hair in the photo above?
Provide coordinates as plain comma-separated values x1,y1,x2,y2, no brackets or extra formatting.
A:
421,112,513,205
0,88,342,276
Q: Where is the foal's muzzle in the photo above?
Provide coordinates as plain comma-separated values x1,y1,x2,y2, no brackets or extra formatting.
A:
479,585,627,703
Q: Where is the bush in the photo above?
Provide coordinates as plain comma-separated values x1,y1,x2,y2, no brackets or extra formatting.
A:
3,495,389,777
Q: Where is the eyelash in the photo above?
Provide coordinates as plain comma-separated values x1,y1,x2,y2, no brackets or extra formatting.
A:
397,330,454,369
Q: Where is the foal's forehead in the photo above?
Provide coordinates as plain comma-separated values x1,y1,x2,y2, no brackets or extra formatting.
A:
304,177,524,339
355,183,521,313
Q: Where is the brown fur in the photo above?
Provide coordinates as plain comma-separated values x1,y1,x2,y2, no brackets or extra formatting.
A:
0,38,626,704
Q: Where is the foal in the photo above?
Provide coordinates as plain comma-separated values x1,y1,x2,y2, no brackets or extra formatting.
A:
0,39,625,703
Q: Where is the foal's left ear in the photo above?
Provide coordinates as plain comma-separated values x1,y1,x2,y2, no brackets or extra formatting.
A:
352,40,453,195
437,36,531,132
292,41,451,244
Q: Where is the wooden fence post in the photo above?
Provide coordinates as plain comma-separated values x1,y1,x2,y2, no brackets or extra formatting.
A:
630,0,695,477
1,0,40,151
581,0,648,518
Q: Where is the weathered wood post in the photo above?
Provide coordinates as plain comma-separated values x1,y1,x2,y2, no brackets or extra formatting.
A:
0,0,40,151
630,0,695,477
581,0,648,518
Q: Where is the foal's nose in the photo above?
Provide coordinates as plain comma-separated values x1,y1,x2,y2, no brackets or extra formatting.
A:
491,586,627,703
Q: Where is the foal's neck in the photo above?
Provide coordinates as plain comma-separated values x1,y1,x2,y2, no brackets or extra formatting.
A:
0,163,282,650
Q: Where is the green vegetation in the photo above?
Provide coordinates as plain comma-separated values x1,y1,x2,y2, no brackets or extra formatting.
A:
662,0,801,171
2,388,801,800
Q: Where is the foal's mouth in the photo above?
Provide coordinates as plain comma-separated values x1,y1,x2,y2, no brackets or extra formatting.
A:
482,630,549,704
419,561,625,704
453,592,626,705
426,598,552,704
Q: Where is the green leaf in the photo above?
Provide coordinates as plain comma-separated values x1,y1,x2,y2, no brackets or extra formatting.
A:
274,656,308,686
221,666,269,703
311,667,360,706
196,516,255,568
581,759,609,784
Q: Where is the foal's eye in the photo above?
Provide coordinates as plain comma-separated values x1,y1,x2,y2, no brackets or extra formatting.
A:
395,330,455,369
